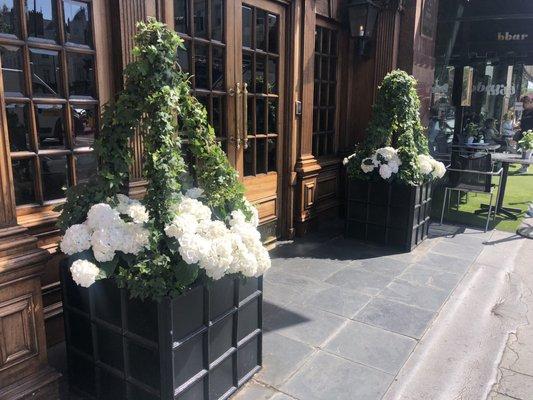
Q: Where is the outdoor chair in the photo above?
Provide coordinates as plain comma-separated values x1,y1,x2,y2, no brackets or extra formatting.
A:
440,152,503,231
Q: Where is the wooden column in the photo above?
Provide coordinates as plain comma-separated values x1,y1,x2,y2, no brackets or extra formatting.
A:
373,0,402,98
294,0,322,235
0,62,60,399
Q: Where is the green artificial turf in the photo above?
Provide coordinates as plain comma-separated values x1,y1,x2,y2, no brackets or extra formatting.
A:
431,164,533,233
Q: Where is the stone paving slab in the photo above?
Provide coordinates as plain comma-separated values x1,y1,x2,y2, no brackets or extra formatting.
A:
234,223,492,399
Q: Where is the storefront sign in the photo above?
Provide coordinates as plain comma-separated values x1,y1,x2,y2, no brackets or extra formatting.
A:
497,32,529,41
473,82,517,96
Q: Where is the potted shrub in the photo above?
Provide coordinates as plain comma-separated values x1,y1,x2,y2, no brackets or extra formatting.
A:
58,20,269,399
519,129,533,160
343,70,446,251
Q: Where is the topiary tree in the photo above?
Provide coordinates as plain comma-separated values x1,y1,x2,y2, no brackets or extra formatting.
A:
346,70,436,185
57,19,265,301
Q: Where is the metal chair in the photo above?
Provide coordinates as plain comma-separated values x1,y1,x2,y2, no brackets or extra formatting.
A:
440,152,503,232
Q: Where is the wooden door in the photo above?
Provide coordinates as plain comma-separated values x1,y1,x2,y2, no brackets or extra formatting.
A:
170,0,286,242
234,0,285,243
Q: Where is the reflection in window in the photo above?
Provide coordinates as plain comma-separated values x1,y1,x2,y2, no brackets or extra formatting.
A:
36,104,65,149
0,0,20,36
1,45,25,95
71,106,95,147
12,158,36,205
26,0,57,41
67,52,95,97
6,103,30,151
30,48,60,96
41,155,68,200
76,153,96,183
63,0,92,46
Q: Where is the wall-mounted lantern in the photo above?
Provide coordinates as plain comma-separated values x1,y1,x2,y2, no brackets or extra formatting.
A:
347,0,381,56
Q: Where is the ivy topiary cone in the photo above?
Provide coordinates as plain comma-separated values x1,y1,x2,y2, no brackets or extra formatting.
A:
348,70,429,185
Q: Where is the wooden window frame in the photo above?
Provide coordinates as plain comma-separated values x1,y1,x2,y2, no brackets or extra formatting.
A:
0,0,101,218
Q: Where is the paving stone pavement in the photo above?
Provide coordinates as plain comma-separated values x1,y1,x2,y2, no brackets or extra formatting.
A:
233,223,491,400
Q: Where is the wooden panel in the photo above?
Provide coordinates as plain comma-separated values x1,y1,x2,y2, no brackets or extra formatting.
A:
0,294,38,370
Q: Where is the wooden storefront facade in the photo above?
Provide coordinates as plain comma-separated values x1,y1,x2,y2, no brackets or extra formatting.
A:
0,0,438,396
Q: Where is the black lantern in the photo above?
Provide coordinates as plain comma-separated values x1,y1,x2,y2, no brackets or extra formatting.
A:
347,0,380,56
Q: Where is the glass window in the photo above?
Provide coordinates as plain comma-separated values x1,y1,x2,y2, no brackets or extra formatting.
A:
71,105,96,147
26,0,58,41
1,45,25,95
63,0,92,46
36,104,66,149
12,158,36,205
30,48,61,97
0,0,21,37
67,52,95,97
41,155,68,200
6,103,31,151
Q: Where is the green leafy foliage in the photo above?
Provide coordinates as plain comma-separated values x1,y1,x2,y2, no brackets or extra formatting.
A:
347,70,429,185
58,19,249,300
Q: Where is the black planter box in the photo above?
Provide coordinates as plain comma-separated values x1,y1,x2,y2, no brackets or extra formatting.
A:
345,179,432,251
60,262,263,400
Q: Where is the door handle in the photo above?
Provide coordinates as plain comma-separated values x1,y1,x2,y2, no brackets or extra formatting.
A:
243,83,249,149
235,82,241,149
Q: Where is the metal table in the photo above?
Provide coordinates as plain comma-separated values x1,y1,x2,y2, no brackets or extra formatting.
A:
479,153,533,219
465,143,501,152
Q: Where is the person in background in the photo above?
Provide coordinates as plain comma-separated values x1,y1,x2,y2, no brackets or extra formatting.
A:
480,118,499,143
516,96,533,173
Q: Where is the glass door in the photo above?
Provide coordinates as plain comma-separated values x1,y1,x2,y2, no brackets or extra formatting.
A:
234,0,285,241
172,0,286,241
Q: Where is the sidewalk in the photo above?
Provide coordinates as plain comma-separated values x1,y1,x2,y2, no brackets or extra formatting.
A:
234,223,495,400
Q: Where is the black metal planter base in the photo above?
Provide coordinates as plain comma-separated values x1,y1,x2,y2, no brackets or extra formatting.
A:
60,262,263,400
345,179,432,252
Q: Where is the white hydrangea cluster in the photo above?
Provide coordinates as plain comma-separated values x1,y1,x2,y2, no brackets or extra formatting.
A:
70,259,100,288
361,146,402,179
417,154,446,179
164,191,270,280
61,201,150,264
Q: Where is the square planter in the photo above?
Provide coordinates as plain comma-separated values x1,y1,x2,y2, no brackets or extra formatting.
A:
60,262,263,400
345,179,432,251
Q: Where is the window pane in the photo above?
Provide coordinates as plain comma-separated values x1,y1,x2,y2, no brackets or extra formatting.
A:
211,0,223,41
0,0,21,36
242,6,252,48
267,14,278,54
256,138,266,173
243,51,252,87
71,105,96,147
41,155,68,200
6,103,30,151
212,45,224,90
30,48,60,97
12,158,36,205
1,45,25,95
36,104,66,149
75,153,96,183
26,0,58,41
174,0,188,34
256,9,266,50
267,99,276,133
63,0,92,47
194,43,208,89
193,0,207,38
67,52,95,97
177,39,189,73
267,57,277,94
244,139,254,176
267,137,276,172
255,54,265,93
256,97,265,133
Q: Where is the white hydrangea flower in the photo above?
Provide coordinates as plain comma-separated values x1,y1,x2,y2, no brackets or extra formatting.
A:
376,146,397,161
165,213,199,239
198,220,228,240
388,160,400,174
115,194,132,214
185,187,204,199
121,223,150,255
86,203,121,231
229,210,247,227
177,197,212,222
91,225,124,262
199,237,233,279
70,259,100,288
417,154,434,175
361,158,375,173
126,203,149,224
244,201,260,227
178,233,210,265
379,164,393,179
431,159,446,178
60,224,92,255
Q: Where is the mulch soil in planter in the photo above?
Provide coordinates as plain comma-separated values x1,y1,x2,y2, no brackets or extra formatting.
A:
60,262,263,400
346,179,432,251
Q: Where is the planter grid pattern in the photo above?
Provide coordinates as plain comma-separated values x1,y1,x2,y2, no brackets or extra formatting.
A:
346,180,432,251
61,264,263,400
